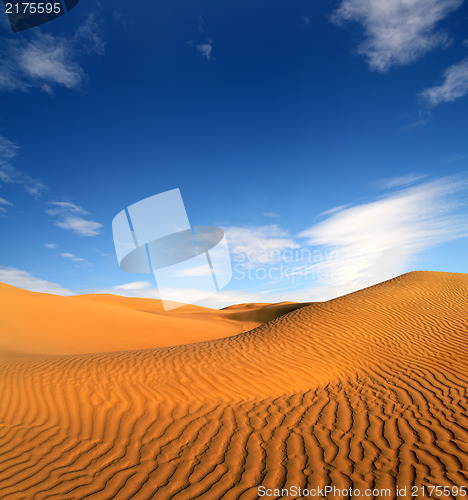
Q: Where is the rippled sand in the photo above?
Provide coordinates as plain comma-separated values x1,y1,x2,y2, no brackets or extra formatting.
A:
0,271,467,499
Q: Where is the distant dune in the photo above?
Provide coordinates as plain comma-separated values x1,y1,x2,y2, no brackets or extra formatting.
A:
0,283,308,356
0,271,467,499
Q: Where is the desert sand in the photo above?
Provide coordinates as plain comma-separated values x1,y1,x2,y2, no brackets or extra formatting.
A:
0,283,308,356
0,271,467,499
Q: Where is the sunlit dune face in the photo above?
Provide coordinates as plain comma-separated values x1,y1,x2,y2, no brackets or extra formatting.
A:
0,271,467,498
0,283,309,356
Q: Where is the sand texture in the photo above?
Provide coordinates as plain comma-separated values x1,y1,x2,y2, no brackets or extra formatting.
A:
0,271,467,499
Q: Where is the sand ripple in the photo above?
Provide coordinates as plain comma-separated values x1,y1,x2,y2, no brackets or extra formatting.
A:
0,271,467,499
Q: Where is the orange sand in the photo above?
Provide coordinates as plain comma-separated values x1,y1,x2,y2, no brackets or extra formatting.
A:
0,283,307,356
0,271,467,499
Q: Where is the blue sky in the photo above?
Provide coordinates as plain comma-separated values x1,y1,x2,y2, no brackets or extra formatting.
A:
0,0,467,307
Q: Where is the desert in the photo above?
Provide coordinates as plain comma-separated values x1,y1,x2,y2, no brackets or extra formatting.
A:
0,271,467,499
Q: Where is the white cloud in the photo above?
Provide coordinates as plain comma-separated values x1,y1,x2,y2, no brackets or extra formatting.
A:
0,15,105,93
331,0,462,71
17,34,84,90
60,252,91,265
298,176,468,292
263,212,280,219
74,14,106,57
189,38,213,60
188,18,213,60
302,16,311,26
84,175,467,308
55,216,102,236
0,196,13,213
196,286,339,309
224,224,299,266
172,264,214,278
0,135,17,162
71,176,468,308
319,204,351,217
378,173,427,189
420,56,468,106
113,281,153,291
197,16,205,34
91,281,161,299
196,41,213,60
44,242,57,249
46,201,88,215
92,279,363,309
0,266,74,295
47,201,102,237
0,135,46,198
101,283,268,309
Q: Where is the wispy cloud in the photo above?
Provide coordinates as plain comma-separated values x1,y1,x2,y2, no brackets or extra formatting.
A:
0,135,17,161
0,15,105,93
195,40,213,60
0,266,74,295
0,196,13,213
189,37,213,60
0,135,46,198
74,14,106,56
263,212,280,219
420,56,468,106
88,176,468,308
60,252,92,266
171,264,214,278
91,281,160,299
377,173,427,189
331,0,462,72
197,15,205,34
204,175,468,306
46,201,86,214
225,224,299,266
319,204,351,217
44,242,57,249
55,217,103,236
299,175,468,291
445,153,468,164
46,201,102,236
92,282,299,309
113,281,153,291
189,15,213,60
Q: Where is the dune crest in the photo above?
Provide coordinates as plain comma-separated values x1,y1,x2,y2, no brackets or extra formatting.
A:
0,271,467,499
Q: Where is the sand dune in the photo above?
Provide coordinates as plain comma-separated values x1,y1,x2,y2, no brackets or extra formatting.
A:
0,271,467,499
0,283,308,356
